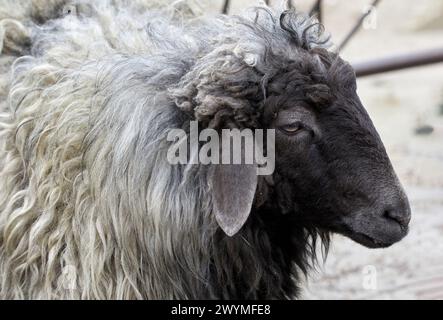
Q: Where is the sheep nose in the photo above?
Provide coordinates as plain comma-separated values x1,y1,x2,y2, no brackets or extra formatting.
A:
383,202,411,228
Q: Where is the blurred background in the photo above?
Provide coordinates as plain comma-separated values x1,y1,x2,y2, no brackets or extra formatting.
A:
193,0,443,299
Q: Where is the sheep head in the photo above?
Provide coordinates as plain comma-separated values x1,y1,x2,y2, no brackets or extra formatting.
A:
171,9,410,249
259,50,411,249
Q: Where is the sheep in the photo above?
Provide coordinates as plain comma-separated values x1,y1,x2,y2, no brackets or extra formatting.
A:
0,0,411,299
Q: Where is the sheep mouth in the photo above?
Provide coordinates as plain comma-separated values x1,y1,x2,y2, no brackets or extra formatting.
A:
338,219,408,249
345,231,396,248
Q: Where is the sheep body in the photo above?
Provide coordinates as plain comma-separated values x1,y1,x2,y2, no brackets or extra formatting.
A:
0,0,329,299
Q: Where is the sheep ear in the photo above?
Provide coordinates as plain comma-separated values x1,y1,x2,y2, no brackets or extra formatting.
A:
211,164,258,236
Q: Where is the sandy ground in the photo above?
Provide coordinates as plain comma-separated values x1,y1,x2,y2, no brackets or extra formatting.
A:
205,0,443,299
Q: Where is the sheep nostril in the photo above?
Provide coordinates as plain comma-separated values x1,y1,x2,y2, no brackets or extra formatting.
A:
383,207,411,228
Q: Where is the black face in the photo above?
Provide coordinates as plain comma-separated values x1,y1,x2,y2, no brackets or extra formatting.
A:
263,56,411,249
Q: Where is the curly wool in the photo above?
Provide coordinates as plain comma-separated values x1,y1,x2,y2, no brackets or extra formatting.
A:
0,0,331,299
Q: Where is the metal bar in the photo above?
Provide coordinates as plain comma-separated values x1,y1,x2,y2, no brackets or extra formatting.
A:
309,0,323,23
353,47,443,77
222,0,230,14
337,0,381,53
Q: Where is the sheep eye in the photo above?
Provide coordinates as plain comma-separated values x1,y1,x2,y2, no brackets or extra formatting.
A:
280,124,303,135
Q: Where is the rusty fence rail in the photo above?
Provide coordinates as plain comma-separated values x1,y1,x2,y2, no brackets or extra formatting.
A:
352,47,443,77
